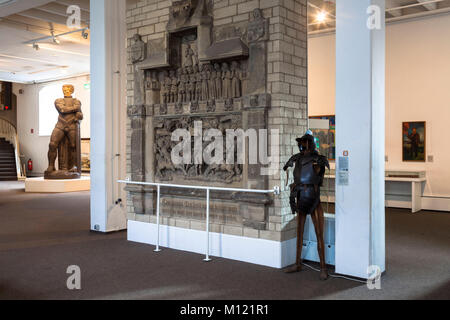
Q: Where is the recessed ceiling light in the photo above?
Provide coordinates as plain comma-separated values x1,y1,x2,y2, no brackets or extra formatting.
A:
316,11,328,23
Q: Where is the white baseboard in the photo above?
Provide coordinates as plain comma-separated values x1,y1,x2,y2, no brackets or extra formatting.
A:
422,197,450,212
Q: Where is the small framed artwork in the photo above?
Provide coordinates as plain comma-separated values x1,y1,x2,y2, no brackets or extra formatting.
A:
81,138,91,173
402,122,426,162
309,115,336,161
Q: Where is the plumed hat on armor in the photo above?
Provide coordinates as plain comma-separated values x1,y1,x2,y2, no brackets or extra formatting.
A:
296,130,316,152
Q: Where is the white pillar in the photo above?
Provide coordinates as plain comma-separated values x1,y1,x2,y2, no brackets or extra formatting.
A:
335,0,386,279
90,0,128,232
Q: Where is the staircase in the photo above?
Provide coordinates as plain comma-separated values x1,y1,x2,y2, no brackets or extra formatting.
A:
0,138,17,181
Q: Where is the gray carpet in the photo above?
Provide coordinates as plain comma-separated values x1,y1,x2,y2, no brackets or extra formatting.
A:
0,181,449,300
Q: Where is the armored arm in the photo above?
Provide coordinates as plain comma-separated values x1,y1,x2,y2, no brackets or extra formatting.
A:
317,155,330,187
283,154,301,171
317,155,330,170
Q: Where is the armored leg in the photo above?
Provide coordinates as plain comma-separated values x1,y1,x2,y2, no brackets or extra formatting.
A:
311,203,328,280
284,211,307,273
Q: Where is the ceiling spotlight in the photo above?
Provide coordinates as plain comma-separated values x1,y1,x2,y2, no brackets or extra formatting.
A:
32,43,40,51
316,10,328,23
82,30,89,40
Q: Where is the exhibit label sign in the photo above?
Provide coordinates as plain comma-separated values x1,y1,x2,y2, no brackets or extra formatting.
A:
338,156,349,186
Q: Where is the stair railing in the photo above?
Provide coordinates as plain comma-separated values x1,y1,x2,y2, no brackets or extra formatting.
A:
0,118,25,180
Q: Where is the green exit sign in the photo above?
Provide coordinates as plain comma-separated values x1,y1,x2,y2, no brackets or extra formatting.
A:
84,83,90,90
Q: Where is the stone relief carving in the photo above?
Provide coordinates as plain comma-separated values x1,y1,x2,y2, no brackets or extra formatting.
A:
154,115,243,183
247,9,269,43
152,57,245,112
131,34,146,63
184,43,195,68
214,24,248,44
167,0,213,31
129,2,271,193
126,1,277,227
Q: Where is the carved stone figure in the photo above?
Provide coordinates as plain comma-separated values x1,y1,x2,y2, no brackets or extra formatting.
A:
214,63,223,99
168,0,195,31
188,66,196,102
45,84,83,180
190,101,199,113
155,136,176,179
170,70,178,103
207,64,216,100
283,132,330,281
206,100,215,113
222,62,232,99
161,71,171,104
131,34,146,63
231,61,242,98
177,68,185,103
201,64,209,101
194,64,202,102
248,9,269,43
184,43,195,68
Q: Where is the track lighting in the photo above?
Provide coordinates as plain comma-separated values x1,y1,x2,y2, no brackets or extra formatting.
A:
81,30,89,40
24,27,90,47
51,31,60,45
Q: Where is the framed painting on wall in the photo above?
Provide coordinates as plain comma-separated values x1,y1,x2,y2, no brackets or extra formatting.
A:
402,121,426,162
309,115,336,161
81,138,91,173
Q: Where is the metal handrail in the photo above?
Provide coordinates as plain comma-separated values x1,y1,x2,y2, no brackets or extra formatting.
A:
118,179,281,261
0,119,25,179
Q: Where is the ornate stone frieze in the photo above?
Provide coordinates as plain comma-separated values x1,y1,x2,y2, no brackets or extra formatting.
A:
153,115,243,184
127,0,275,221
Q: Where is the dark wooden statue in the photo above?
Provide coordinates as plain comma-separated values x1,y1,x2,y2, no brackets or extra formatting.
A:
283,131,330,280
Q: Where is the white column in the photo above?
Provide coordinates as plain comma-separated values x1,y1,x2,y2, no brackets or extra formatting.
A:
90,0,128,232
335,0,386,279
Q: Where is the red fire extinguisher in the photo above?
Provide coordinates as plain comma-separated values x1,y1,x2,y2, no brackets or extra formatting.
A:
28,159,33,172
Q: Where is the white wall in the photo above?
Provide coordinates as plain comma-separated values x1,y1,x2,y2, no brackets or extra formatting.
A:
16,75,91,175
308,14,450,199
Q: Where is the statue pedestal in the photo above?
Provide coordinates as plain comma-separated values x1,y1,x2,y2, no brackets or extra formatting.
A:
25,176,90,193
44,170,81,180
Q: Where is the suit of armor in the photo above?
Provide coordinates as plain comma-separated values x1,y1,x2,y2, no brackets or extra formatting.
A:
284,151,329,215
282,132,330,280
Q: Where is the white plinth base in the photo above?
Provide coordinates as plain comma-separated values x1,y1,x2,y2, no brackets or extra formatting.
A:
128,218,336,269
25,176,90,193
128,220,286,268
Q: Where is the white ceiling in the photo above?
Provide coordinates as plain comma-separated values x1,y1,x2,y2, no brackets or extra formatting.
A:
0,0,90,84
308,0,450,32
1,0,449,83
